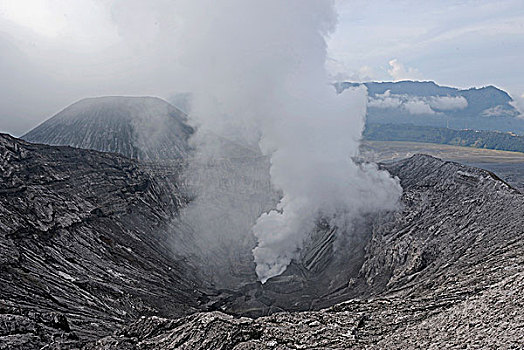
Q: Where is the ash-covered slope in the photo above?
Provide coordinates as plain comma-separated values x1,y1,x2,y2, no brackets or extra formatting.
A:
89,154,524,349
0,134,205,349
22,96,193,160
358,155,523,299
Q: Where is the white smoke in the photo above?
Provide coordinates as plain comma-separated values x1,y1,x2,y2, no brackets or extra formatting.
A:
3,1,403,283
111,0,403,284
253,152,402,282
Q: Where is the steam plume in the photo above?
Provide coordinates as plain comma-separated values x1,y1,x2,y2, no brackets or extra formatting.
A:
171,0,402,283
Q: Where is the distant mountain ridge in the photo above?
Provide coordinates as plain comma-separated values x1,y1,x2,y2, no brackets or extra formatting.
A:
337,81,524,134
23,96,194,160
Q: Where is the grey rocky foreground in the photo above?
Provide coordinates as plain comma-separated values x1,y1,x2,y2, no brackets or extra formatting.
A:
1,133,523,349
87,154,524,349
87,273,524,350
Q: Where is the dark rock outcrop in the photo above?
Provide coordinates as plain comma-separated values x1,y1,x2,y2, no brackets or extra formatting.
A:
0,134,204,348
357,155,523,299
22,96,193,160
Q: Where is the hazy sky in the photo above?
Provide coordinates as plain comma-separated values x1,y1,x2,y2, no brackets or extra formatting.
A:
0,0,523,136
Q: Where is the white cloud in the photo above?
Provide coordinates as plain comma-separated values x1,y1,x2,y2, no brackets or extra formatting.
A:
329,1,524,95
356,65,376,81
509,93,524,118
326,59,376,82
428,96,468,111
404,99,435,115
368,91,468,115
387,58,423,81
0,0,118,48
325,57,352,81
367,90,402,109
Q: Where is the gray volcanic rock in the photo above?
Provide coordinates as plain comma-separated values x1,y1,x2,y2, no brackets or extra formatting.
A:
86,154,524,349
217,155,524,318
357,155,523,298
0,134,205,348
22,96,193,160
296,155,522,303
3,131,524,348
87,272,524,349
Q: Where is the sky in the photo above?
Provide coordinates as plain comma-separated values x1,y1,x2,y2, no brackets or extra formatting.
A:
0,0,523,136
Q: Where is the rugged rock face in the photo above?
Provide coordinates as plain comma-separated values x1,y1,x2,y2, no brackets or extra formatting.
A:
214,154,524,316
87,270,524,349
2,131,523,348
86,154,524,349
357,155,523,299
22,96,193,160
0,134,205,349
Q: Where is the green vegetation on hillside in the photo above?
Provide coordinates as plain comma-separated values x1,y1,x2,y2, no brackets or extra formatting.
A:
363,123,524,153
